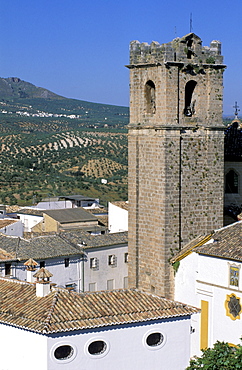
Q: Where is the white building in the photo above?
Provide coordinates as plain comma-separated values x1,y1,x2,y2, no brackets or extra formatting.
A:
0,218,23,237
0,231,128,292
108,201,128,233
173,221,242,356
0,276,199,370
16,208,44,232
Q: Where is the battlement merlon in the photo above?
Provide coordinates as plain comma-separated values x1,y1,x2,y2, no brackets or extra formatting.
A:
128,33,224,66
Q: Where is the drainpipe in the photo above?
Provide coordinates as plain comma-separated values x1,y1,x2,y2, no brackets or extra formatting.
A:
177,64,182,251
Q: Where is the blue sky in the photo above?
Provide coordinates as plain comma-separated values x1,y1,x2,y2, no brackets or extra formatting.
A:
0,0,241,115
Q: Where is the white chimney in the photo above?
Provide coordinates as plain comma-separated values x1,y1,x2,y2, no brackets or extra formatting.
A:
33,267,53,297
24,258,38,283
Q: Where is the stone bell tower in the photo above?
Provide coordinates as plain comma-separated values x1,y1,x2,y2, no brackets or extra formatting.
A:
127,33,226,298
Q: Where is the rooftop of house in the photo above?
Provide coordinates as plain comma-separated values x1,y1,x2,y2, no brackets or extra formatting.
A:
44,208,98,224
110,201,129,211
194,221,242,261
60,195,98,201
172,221,242,263
0,278,199,334
17,208,44,216
0,231,128,262
0,219,19,229
0,233,82,262
61,230,128,249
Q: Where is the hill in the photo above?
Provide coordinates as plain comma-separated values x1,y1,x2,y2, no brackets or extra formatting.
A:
0,77,128,205
0,77,63,99
0,77,129,133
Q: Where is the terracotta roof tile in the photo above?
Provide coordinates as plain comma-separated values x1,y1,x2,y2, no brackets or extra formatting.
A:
194,221,242,261
110,201,129,211
0,278,199,334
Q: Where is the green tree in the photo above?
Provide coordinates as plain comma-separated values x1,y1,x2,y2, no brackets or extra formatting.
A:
186,341,242,370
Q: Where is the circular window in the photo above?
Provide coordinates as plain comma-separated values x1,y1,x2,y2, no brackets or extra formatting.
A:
54,345,74,360
146,332,164,347
88,340,107,355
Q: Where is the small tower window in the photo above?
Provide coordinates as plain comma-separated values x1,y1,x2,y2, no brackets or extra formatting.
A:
225,170,239,193
184,80,197,117
186,39,193,59
145,80,156,114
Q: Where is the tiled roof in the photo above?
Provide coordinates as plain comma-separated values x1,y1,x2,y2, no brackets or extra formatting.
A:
0,248,15,260
111,201,129,211
17,208,44,216
0,219,19,228
0,278,199,334
0,234,82,261
171,234,212,263
61,230,128,249
0,231,127,262
44,208,97,223
87,207,108,215
194,221,242,261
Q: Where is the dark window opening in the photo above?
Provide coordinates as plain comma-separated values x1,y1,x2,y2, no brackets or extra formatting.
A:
40,261,45,268
146,332,164,347
187,40,193,59
124,252,128,263
184,80,197,117
88,340,107,355
5,263,11,276
108,254,116,266
187,50,193,59
64,258,69,268
145,80,156,114
54,345,74,360
225,170,239,193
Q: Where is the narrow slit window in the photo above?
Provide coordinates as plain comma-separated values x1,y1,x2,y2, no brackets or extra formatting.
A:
145,80,156,114
225,170,239,193
184,80,197,117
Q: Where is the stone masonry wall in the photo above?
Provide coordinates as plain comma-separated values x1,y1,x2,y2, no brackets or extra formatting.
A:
128,33,225,299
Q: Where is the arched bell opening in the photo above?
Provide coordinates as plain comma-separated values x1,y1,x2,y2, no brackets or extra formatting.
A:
145,80,156,114
184,80,197,117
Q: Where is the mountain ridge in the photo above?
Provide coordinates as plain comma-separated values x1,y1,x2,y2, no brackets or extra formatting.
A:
0,77,64,100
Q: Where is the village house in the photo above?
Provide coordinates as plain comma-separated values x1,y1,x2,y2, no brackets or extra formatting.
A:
108,201,128,233
172,221,242,356
0,276,199,370
0,230,128,292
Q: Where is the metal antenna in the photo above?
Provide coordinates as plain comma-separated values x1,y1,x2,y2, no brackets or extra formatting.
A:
233,101,240,119
190,13,193,33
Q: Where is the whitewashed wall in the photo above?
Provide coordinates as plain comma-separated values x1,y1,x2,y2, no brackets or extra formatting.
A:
17,213,43,232
175,250,242,356
47,317,192,370
0,243,128,293
108,203,128,233
83,245,128,291
0,219,23,237
0,323,47,370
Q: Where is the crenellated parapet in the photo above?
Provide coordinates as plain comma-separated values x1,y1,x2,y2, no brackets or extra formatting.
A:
129,33,223,65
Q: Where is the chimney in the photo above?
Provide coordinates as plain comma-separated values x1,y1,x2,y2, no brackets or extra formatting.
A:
33,267,53,297
24,258,38,283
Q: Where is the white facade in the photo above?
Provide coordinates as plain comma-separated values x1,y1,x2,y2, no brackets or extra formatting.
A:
82,244,128,291
0,315,193,370
0,244,128,293
0,323,47,370
0,219,23,237
174,244,242,356
35,200,73,210
17,212,43,232
108,202,128,233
